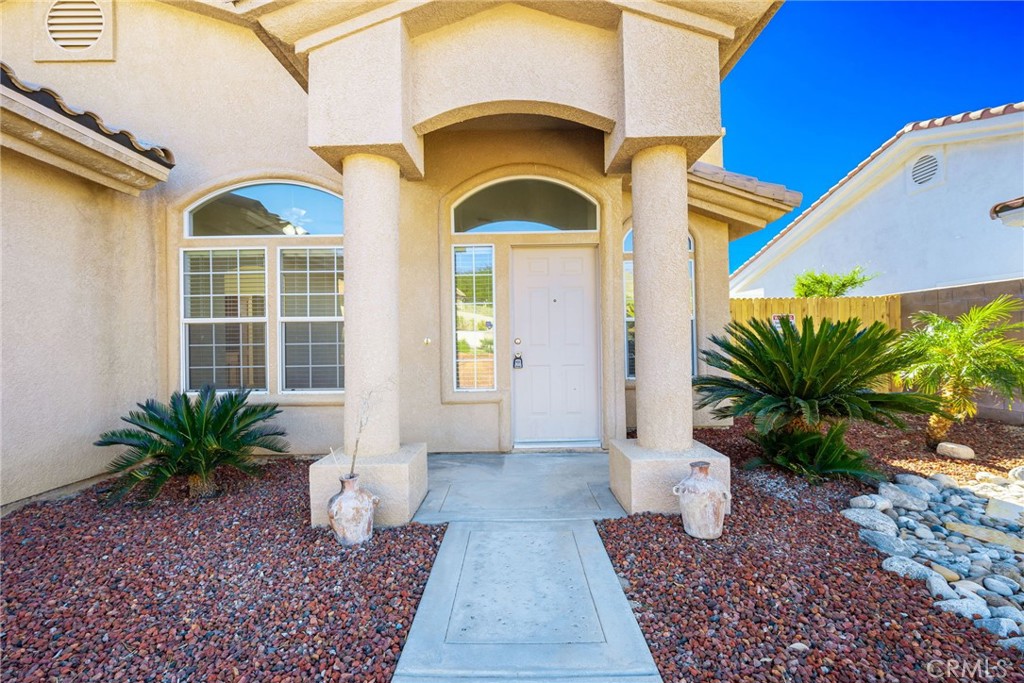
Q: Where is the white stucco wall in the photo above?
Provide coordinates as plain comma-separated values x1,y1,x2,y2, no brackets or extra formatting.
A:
732,115,1024,297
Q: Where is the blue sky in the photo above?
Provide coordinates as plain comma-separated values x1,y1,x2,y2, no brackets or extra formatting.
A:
234,183,343,235
722,1,1024,273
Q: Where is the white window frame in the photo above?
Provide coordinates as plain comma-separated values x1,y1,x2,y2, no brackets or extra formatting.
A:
179,246,270,393
278,247,345,393
450,175,600,235
452,243,497,392
623,259,635,381
183,181,345,240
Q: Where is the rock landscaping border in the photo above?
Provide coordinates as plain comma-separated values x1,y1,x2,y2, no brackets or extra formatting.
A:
844,470,1024,651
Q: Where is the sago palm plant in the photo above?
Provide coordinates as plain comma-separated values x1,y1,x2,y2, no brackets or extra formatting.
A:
896,295,1024,448
695,316,941,435
746,422,883,483
96,386,289,504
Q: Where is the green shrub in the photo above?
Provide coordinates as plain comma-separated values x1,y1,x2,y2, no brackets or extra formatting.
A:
745,422,881,483
95,386,289,504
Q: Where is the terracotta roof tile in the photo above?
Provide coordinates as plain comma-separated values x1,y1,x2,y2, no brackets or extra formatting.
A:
691,161,802,207
1,62,175,168
732,102,1024,279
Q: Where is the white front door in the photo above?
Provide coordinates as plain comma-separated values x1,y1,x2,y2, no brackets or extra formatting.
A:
511,246,600,447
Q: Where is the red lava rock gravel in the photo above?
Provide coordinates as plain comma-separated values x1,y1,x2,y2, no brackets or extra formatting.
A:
843,414,1024,482
599,466,1024,681
693,415,1024,485
1,460,444,683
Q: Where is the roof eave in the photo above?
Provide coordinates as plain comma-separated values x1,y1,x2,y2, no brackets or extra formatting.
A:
719,0,782,79
1,89,172,195
688,174,799,240
731,102,1024,283
156,0,780,88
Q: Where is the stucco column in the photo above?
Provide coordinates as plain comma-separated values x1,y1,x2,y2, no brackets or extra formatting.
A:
342,153,401,457
308,152,427,528
632,145,692,451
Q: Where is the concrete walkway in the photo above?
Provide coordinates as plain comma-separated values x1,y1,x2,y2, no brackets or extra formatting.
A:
393,453,662,683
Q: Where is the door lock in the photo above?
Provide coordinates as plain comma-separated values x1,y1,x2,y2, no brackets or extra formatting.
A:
513,353,523,369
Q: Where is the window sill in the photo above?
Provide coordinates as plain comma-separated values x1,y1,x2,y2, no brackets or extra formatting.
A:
185,390,344,407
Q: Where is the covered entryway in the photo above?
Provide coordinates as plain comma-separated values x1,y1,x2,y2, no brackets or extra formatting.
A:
511,246,601,447
295,1,800,526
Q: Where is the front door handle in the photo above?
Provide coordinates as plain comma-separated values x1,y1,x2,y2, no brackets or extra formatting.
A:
513,353,523,369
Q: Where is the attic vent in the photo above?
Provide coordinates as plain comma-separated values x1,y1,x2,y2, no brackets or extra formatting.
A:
911,154,940,185
46,0,104,51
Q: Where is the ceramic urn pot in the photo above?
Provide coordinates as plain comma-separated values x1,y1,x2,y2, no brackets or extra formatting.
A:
672,461,730,540
328,474,380,546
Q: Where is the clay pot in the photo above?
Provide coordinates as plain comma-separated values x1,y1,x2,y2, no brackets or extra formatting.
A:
672,461,730,540
328,474,379,546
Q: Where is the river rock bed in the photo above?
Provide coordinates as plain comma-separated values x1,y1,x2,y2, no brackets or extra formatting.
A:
1,461,445,683
844,471,1024,651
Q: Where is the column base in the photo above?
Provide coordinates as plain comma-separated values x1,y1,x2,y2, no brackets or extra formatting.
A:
609,439,731,515
309,443,428,527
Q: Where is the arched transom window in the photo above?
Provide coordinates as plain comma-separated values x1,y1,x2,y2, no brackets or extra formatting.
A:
623,229,696,379
453,177,598,234
182,182,344,393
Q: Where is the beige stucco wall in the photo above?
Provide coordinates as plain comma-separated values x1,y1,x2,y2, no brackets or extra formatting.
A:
1,0,744,506
1,152,162,504
0,0,339,504
410,4,618,134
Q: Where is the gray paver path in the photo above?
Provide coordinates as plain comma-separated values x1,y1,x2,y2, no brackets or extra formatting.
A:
392,453,662,683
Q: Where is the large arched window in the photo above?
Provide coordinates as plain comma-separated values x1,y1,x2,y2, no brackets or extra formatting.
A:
182,182,344,393
453,177,598,234
623,229,696,379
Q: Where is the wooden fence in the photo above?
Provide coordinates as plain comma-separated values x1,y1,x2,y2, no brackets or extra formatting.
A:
730,295,902,330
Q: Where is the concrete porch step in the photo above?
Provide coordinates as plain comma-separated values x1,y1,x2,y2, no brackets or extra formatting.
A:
412,452,627,524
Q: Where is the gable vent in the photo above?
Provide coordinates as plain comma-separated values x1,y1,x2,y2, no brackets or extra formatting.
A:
911,154,939,185
46,0,105,51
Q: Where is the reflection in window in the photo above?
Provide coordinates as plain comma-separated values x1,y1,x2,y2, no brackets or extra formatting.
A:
191,183,343,237
183,249,267,390
454,178,597,234
454,246,495,390
623,230,696,379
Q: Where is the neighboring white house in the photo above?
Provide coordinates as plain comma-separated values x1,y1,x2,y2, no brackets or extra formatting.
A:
730,103,1024,297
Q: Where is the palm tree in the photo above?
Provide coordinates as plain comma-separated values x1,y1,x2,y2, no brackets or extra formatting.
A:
695,316,941,436
96,386,289,503
896,295,1024,448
